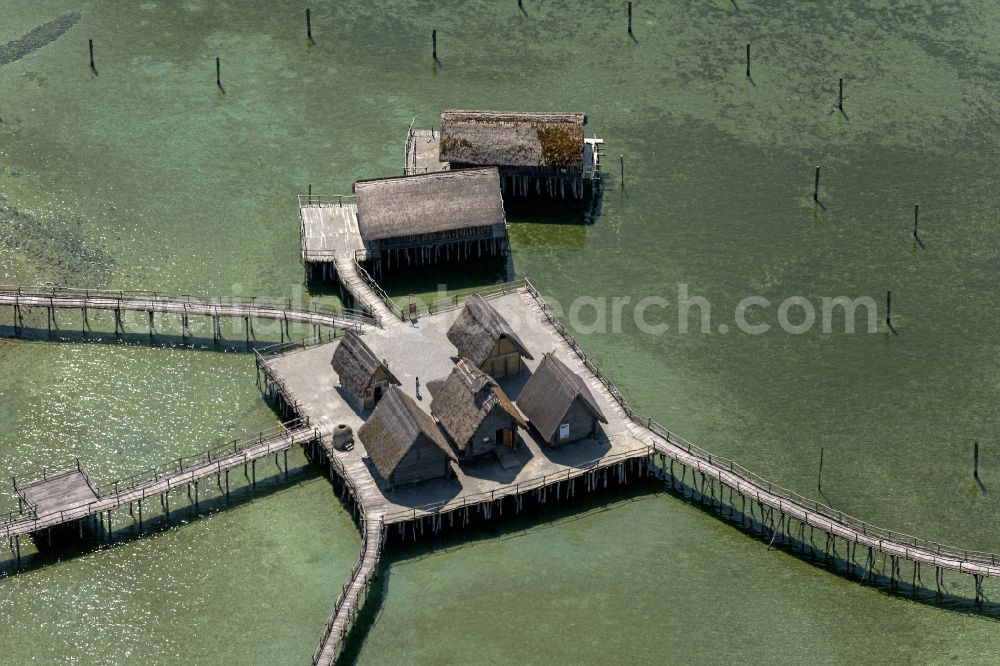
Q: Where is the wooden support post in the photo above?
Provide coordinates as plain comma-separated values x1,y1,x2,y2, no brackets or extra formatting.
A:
838,77,844,111
252,459,256,489
746,43,750,78
913,203,919,239
216,57,222,93
627,1,632,34
284,449,289,479
306,8,313,44
886,290,892,329
814,165,820,202
432,29,437,60
818,447,824,491
974,441,980,479
138,499,143,531
89,39,95,74
619,154,625,189
194,480,199,511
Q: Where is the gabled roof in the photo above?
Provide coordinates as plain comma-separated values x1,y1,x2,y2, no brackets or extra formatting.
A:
359,386,457,481
516,352,608,442
446,294,533,367
439,110,587,167
330,330,399,398
353,168,506,242
430,360,525,451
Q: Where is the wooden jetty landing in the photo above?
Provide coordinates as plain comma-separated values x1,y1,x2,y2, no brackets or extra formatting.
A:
1,422,322,549
0,285,377,339
297,196,403,327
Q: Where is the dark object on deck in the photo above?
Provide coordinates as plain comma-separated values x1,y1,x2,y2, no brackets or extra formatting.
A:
447,293,533,378
430,360,526,458
331,329,400,410
517,352,608,447
353,168,508,273
332,424,354,451
358,386,457,490
438,110,599,199
814,165,820,202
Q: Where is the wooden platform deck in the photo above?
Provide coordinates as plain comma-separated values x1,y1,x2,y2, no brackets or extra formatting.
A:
259,289,650,526
16,468,98,515
298,198,365,264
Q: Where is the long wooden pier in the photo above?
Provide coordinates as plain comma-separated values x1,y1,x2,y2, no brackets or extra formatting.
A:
0,285,378,339
1,421,322,550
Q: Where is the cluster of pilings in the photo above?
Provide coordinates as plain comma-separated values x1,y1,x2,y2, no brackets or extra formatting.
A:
499,172,589,199
382,455,655,546
369,237,506,277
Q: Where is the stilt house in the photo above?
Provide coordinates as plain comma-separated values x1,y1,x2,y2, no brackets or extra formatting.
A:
447,294,533,378
428,360,526,459
353,168,508,274
330,330,400,411
358,386,458,490
517,352,608,447
438,110,601,199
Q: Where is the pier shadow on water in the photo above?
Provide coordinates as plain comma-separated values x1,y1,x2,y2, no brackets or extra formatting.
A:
0,462,321,577
336,463,1000,663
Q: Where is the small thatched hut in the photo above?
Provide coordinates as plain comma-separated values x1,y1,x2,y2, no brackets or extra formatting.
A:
358,386,458,490
517,352,608,447
353,168,508,274
447,294,533,378
438,110,600,199
330,330,400,411
429,360,526,459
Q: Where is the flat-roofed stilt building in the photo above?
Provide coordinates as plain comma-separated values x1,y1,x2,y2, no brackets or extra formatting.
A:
353,168,509,276
437,110,603,199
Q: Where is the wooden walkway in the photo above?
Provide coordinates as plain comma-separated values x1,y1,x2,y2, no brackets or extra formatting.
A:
310,439,387,666
332,257,402,328
0,286,378,337
1,422,322,545
518,282,1000,600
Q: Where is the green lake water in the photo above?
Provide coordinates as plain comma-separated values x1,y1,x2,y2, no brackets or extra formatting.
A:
3,0,1000,662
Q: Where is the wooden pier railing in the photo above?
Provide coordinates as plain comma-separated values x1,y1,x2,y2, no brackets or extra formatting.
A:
0,419,321,541
0,285,377,338
521,278,1000,598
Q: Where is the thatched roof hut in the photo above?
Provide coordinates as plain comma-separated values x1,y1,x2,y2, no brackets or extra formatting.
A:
447,294,533,377
430,360,525,456
330,330,400,409
353,168,506,243
358,386,457,488
439,110,588,168
517,352,608,445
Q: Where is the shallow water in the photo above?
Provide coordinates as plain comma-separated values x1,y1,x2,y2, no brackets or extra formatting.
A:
3,0,1000,663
